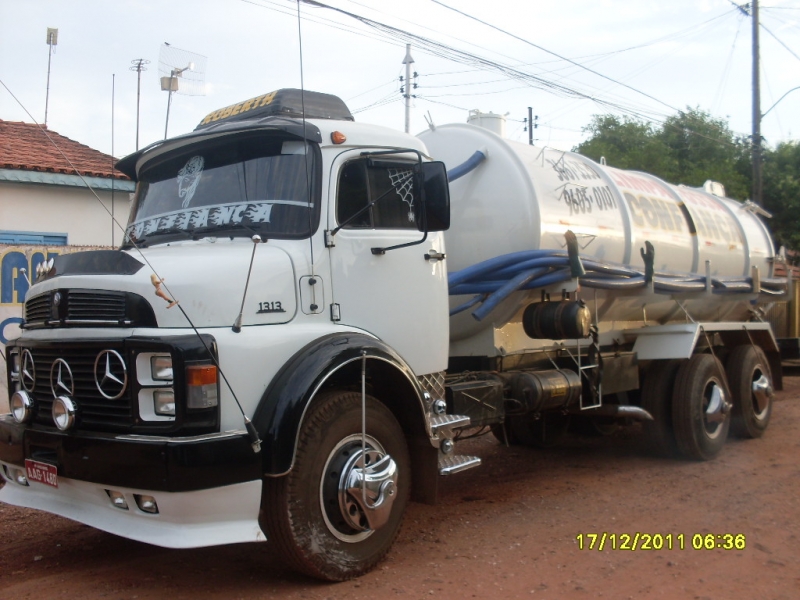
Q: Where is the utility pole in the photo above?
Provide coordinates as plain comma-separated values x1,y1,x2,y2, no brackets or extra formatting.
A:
528,107,533,145
402,44,414,134
44,28,58,126
752,0,762,206
525,107,538,145
130,59,150,151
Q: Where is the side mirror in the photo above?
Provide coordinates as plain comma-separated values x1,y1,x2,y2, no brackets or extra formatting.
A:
415,161,450,232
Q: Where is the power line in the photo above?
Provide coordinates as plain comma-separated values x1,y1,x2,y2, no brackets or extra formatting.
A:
245,0,757,153
423,3,756,148
712,14,745,114
430,0,680,113
291,0,679,121
346,78,398,101
760,22,800,62
730,0,800,62
415,10,732,80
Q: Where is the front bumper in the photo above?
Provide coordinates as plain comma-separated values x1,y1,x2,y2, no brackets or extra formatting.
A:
0,415,261,491
0,415,266,548
0,472,265,548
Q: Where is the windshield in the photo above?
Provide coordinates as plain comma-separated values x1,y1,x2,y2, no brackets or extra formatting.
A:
124,132,320,246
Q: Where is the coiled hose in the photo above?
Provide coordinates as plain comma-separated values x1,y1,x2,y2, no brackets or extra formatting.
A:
449,249,787,320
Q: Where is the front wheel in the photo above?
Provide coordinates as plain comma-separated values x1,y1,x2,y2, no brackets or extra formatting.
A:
261,390,410,581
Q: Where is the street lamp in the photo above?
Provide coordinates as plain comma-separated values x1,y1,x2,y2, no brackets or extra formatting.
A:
762,85,800,118
162,62,193,139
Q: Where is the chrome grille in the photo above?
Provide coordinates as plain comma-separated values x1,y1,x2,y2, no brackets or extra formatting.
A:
67,290,127,321
24,294,51,322
26,345,134,431
23,289,156,329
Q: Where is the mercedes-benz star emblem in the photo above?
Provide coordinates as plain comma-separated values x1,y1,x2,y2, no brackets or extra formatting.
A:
94,350,127,400
20,349,36,392
50,358,75,397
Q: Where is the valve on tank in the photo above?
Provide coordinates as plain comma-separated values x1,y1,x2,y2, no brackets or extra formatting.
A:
522,300,591,340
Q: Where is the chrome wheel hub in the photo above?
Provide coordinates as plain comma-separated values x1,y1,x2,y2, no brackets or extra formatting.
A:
703,381,730,439
321,434,398,543
341,450,397,532
751,371,773,418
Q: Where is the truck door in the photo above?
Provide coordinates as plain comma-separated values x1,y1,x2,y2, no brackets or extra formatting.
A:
327,154,449,375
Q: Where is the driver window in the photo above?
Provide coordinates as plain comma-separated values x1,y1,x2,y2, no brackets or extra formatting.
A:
337,160,416,229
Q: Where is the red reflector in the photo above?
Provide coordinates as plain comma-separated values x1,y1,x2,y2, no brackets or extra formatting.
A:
186,365,217,386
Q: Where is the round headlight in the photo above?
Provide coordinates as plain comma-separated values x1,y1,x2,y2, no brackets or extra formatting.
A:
52,396,77,431
10,391,34,424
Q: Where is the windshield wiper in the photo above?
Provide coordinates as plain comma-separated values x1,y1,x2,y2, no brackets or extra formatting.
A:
125,227,195,248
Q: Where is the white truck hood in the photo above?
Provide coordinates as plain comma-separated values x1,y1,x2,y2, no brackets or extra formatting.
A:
26,240,297,329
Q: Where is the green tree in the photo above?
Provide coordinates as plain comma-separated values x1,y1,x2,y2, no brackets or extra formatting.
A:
575,114,677,178
658,108,751,201
574,108,800,252
574,108,751,201
762,141,800,251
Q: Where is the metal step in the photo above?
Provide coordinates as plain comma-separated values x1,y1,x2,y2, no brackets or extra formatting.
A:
430,414,470,434
438,454,481,475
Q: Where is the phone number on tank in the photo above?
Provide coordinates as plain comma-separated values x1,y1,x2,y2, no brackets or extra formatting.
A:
575,533,747,551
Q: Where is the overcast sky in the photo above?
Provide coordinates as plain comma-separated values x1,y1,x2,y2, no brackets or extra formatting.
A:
2,0,800,168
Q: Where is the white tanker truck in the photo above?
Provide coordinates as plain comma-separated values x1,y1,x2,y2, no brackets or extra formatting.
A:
0,89,789,580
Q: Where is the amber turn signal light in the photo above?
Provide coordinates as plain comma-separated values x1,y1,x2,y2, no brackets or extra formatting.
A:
186,365,217,386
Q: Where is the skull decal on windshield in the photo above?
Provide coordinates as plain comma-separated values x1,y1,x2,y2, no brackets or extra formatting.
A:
177,155,204,208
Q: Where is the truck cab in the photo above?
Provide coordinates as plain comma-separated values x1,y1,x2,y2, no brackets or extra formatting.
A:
2,89,457,581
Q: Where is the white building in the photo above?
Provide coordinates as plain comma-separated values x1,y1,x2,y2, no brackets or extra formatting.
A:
1,119,135,408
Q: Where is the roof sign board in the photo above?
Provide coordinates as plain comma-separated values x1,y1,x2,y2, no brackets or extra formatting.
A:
195,89,353,130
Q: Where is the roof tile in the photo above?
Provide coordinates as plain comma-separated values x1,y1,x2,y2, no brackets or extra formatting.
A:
0,120,130,180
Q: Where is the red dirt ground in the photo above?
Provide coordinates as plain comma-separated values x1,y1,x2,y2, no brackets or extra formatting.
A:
2,370,799,599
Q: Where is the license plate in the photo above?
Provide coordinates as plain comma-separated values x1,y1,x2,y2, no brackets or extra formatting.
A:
25,459,58,488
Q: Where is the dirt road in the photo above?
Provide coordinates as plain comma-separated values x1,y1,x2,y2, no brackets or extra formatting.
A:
2,371,799,599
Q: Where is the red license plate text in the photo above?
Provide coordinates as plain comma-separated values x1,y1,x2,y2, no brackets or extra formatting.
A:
25,459,58,488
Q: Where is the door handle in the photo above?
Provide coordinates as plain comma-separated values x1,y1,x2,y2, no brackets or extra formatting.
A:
425,250,446,261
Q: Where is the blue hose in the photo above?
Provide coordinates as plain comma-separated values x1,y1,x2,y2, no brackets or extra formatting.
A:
449,293,487,317
448,249,788,321
447,249,562,288
493,256,569,279
447,150,487,182
470,268,549,321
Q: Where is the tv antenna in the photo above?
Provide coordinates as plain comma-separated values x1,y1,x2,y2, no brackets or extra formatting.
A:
158,43,207,139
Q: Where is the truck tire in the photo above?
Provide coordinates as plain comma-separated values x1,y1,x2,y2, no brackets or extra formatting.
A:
640,360,682,457
726,345,773,438
261,390,410,581
672,354,730,461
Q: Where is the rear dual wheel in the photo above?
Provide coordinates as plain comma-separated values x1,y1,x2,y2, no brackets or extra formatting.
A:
261,391,409,581
640,360,683,457
672,354,731,461
726,345,773,439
